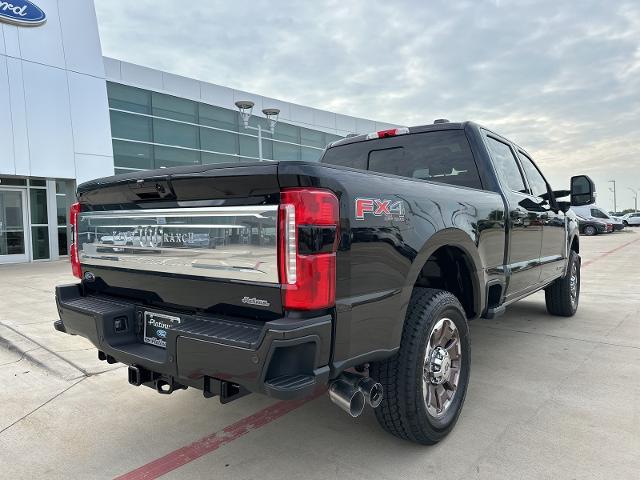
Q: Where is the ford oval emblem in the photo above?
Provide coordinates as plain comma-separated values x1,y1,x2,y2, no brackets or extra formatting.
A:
0,0,46,27
157,329,167,339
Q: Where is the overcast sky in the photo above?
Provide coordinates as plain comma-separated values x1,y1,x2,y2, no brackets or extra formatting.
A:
95,0,640,211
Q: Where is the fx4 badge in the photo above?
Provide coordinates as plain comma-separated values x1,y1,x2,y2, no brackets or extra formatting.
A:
355,198,405,221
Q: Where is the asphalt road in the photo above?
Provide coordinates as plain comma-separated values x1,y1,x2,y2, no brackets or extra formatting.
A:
1,230,638,479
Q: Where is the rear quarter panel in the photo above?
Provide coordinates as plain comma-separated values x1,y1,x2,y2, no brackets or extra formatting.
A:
278,162,506,371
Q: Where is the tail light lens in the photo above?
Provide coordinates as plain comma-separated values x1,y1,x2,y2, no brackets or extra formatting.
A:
69,202,82,278
278,188,339,310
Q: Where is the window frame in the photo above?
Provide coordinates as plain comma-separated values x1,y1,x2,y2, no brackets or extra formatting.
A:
517,150,551,199
483,133,528,195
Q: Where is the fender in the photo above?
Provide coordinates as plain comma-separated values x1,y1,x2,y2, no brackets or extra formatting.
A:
563,231,580,277
391,228,485,349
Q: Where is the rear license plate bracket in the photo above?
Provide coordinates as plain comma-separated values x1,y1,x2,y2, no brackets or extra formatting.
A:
143,311,181,348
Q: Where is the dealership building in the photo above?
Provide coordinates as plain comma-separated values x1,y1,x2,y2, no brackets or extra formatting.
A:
0,0,395,264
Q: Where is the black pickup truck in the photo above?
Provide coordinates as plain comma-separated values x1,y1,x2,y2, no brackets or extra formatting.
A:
54,120,595,444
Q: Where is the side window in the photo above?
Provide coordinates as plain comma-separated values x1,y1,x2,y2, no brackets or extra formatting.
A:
590,209,608,219
518,152,548,198
485,136,526,193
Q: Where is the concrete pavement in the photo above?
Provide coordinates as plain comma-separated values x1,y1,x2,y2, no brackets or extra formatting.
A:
1,231,638,479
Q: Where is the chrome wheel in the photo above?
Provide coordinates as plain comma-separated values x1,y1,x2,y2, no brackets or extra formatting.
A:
569,260,579,308
423,317,461,418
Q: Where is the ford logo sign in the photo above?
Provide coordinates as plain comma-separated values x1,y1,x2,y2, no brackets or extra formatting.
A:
0,0,46,27
156,329,167,339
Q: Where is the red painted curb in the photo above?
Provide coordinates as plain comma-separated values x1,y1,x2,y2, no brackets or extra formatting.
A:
115,391,323,480
582,237,638,268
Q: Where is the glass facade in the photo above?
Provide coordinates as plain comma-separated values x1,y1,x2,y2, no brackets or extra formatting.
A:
56,180,74,256
107,82,344,174
29,182,49,260
0,177,76,264
0,189,26,257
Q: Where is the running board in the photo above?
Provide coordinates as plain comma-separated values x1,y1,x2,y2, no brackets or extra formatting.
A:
483,305,506,319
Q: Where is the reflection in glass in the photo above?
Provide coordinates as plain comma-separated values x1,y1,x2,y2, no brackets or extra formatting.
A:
110,111,153,142
154,145,200,168
153,118,199,149
113,140,153,170
152,92,198,123
30,188,48,225
0,190,25,256
200,128,238,154
107,82,151,114
31,226,49,260
108,83,343,171
58,228,68,256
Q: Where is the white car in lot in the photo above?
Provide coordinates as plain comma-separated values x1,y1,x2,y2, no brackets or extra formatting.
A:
572,204,625,231
622,212,640,226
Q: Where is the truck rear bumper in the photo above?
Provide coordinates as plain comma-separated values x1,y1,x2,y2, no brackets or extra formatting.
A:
54,284,331,401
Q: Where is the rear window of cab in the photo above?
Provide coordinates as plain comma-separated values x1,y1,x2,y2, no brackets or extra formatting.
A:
321,130,482,189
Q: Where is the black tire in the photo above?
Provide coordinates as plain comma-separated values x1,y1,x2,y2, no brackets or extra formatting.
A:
545,250,580,316
370,288,471,445
623,221,629,227
582,225,597,236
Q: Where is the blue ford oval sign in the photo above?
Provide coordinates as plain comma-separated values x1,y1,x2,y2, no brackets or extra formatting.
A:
0,0,46,27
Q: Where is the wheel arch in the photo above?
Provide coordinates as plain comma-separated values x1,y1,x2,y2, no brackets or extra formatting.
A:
391,229,484,348
570,234,579,253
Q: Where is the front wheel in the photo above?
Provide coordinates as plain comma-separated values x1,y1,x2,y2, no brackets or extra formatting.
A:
545,250,580,316
582,225,597,236
370,288,471,444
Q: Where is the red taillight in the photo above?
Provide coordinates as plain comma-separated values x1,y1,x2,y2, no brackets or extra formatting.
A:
278,188,339,310
69,202,82,278
366,127,409,139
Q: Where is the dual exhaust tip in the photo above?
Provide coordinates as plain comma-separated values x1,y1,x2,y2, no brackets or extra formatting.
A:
328,371,383,418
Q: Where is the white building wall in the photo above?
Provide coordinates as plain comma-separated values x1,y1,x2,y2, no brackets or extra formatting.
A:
0,0,113,184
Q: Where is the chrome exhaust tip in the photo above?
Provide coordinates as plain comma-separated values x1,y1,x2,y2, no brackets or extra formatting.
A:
340,371,384,409
329,379,366,417
358,377,384,408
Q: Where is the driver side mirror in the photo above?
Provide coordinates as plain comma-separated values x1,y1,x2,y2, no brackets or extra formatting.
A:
570,175,596,206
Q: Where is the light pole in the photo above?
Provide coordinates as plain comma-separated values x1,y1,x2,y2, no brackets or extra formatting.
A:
608,180,617,213
235,101,280,161
628,187,639,212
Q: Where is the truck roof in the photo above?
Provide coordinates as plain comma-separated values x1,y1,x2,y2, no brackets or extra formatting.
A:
327,120,532,161
328,121,470,149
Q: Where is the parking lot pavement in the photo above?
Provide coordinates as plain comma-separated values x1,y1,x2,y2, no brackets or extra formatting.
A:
1,231,638,479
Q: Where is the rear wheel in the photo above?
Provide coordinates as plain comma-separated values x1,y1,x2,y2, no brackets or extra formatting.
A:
545,250,580,316
582,225,597,236
370,288,470,444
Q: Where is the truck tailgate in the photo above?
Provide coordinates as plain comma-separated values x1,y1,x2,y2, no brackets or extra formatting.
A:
76,163,283,318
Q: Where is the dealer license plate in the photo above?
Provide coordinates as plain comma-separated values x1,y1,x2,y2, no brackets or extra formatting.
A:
143,311,181,348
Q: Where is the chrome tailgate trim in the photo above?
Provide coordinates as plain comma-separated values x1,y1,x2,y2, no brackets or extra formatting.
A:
78,206,279,283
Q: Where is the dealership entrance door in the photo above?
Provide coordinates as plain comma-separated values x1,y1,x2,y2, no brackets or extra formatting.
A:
0,189,29,264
